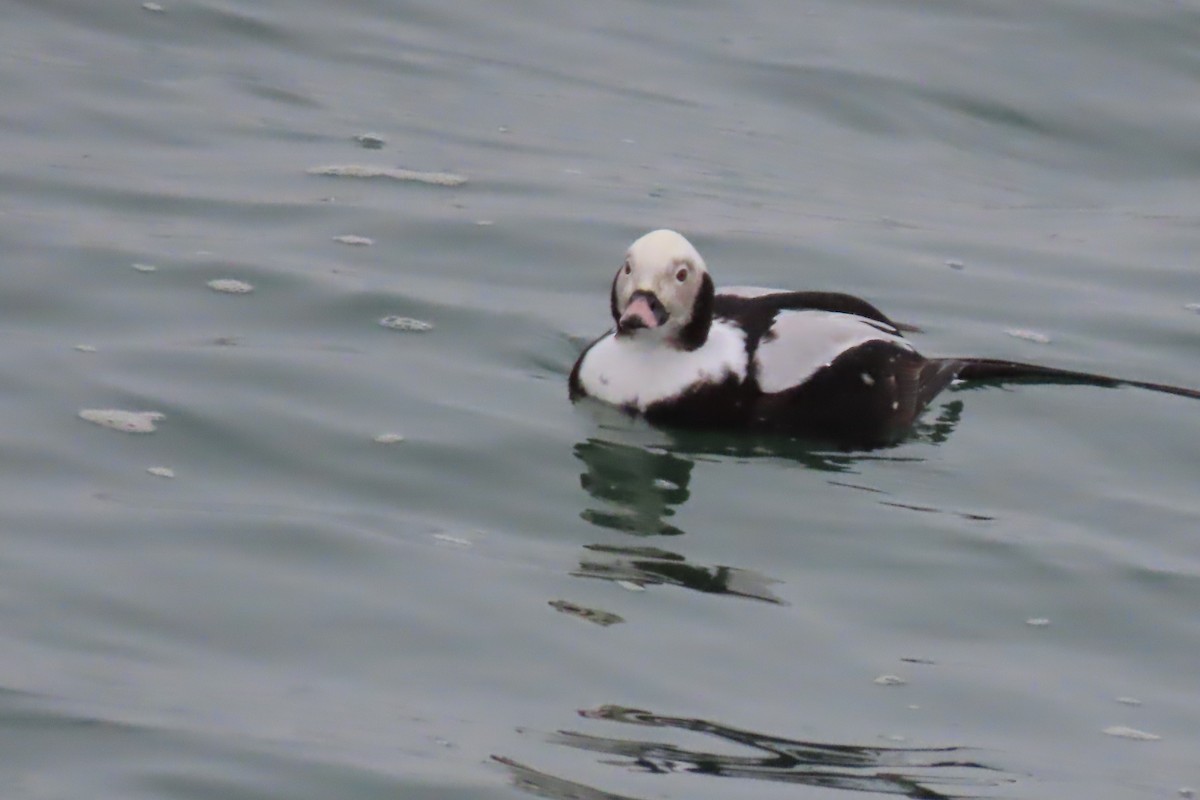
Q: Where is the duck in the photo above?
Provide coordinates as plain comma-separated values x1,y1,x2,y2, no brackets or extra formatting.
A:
568,229,1200,448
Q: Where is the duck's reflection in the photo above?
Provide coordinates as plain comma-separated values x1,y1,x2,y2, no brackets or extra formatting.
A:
575,439,693,536
573,437,784,603
495,705,1005,800
570,397,977,603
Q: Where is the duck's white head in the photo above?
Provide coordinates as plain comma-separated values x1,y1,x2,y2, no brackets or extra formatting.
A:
610,229,715,350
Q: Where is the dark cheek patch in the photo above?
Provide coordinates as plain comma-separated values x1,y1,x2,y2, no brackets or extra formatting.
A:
609,270,621,324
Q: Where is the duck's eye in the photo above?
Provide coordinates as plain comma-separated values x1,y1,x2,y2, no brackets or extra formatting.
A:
623,261,632,276
675,267,688,282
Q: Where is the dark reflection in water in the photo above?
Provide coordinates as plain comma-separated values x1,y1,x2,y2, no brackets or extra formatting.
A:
495,705,1006,800
570,399,979,603
573,438,785,603
575,439,693,536
574,543,785,604
492,755,637,800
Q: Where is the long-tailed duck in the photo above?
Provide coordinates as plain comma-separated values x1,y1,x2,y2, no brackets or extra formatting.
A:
569,229,1200,448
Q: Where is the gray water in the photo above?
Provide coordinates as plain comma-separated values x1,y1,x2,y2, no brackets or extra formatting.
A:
2,1,1199,798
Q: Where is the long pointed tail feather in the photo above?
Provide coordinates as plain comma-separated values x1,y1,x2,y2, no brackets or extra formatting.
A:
938,358,1200,401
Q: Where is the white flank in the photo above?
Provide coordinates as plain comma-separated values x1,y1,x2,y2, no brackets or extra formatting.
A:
577,320,747,410
754,310,912,394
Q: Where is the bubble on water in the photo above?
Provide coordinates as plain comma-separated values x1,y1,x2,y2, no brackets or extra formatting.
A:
379,316,433,333
132,262,157,273
373,432,405,444
1025,617,1051,627
207,279,254,294
74,344,98,353
1102,726,1160,741
147,466,175,478
1005,328,1051,344
79,409,165,434
306,165,466,187
333,234,373,246
1115,696,1142,706
873,674,907,686
354,133,386,150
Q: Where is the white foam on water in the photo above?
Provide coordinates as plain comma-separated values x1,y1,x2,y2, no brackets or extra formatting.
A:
1102,726,1160,741
1115,696,1142,706
132,262,157,273
873,674,907,686
207,279,254,294
147,466,176,478
79,409,165,434
307,165,466,187
373,433,405,444
333,234,373,246
74,344,97,353
1005,328,1051,344
379,316,433,332
1025,617,1051,627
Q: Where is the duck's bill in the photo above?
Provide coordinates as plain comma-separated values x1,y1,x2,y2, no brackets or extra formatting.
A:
619,294,667,332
